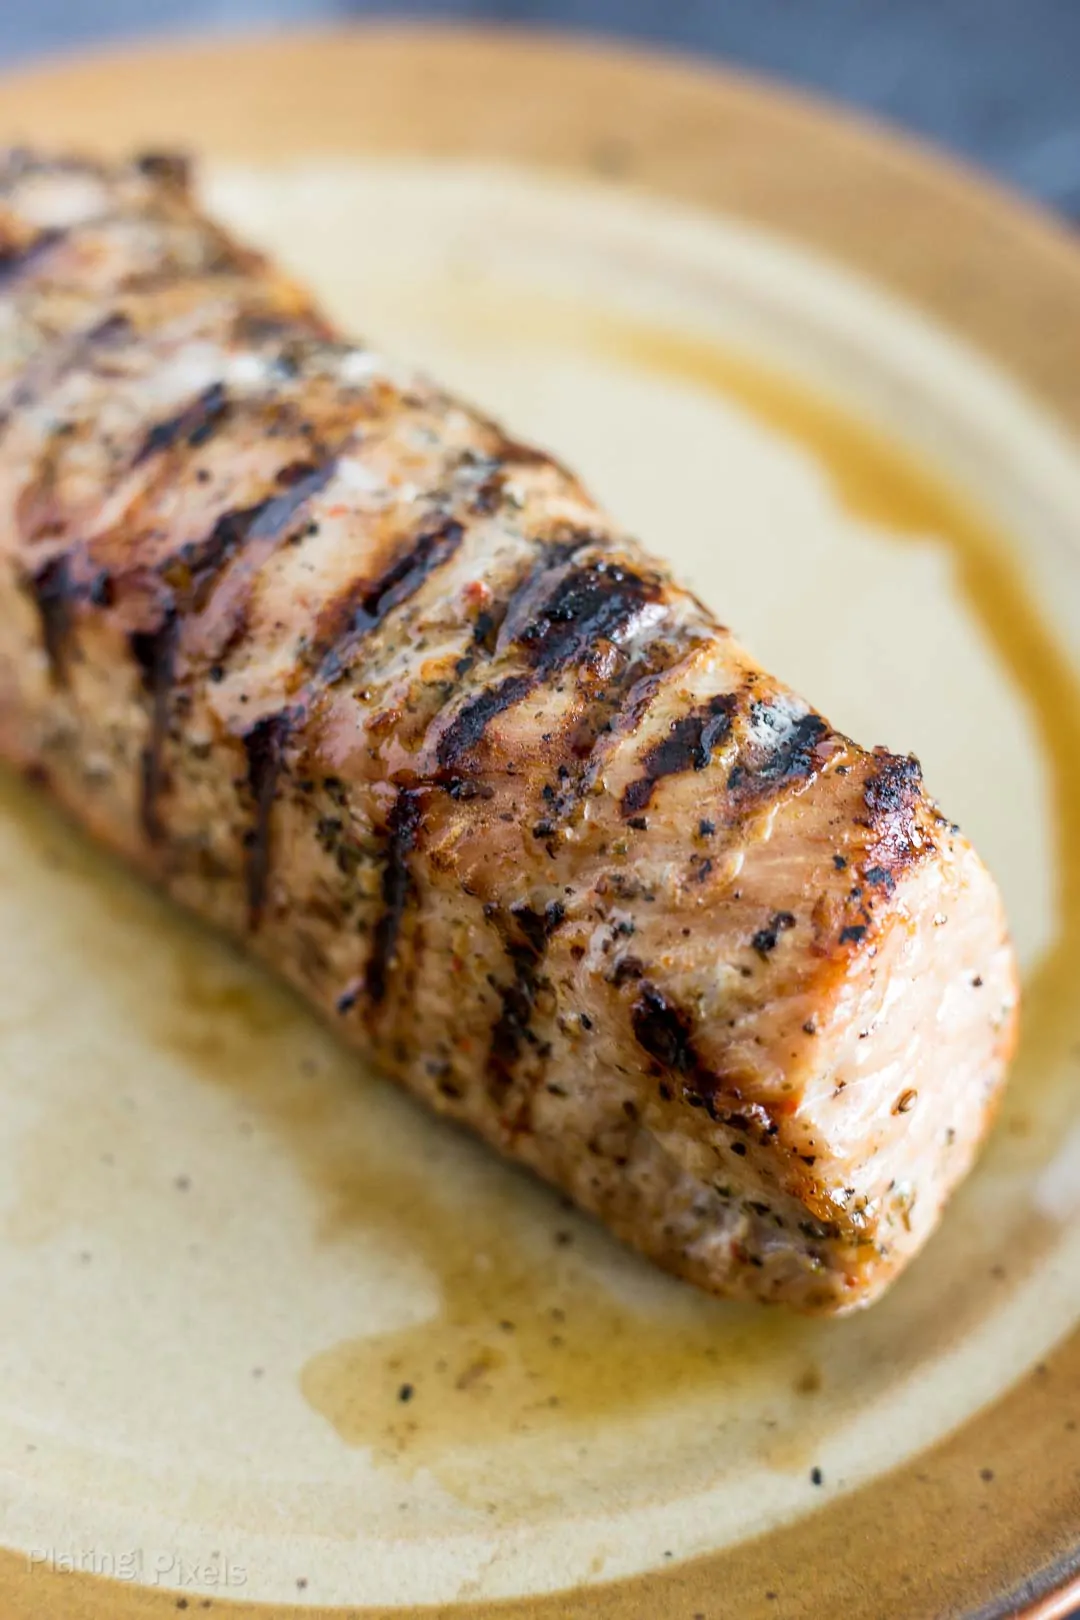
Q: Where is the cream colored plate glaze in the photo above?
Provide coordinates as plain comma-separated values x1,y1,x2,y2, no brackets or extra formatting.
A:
1,160,1078,1609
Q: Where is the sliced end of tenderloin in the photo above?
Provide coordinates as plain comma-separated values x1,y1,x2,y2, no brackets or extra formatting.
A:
616,747,1019,1313
793,834,1016,1308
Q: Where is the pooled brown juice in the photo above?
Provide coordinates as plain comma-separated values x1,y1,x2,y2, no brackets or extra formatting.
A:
1,310,1077,1492
168,949,803,1476
298,1166,794,1475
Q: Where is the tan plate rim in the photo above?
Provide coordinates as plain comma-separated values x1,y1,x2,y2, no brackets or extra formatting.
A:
1,24,1080,1620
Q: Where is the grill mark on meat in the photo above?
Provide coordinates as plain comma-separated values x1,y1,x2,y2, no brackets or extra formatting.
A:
861,749,931,871
26,555,73,686
436,674,535,771
159,456,338,613
312,518,465,685
510,559,660,679
572,645,679,761
19,455,337,763
0,228,65,287
487,430,567,471
93,460,343,816
85,310,134,345
242,712,293,930
622,691,737,815
207,514,467,840
537,632,697,843
631,979,760,1124
727,705,830,807
5,309,134,423
438,550,659,784
134,150,192,190
130,607,179,843
232,307,335,351
472,530,593,654
0,151,1019,1312
133,380,230,464
864,750,923,817
469,608,499,655
487,899,565,1109
631,980,703,1078
366,788,423,1005
83,310,134,349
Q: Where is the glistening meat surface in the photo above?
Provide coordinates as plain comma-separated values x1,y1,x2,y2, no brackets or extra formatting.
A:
0,149,1018,1312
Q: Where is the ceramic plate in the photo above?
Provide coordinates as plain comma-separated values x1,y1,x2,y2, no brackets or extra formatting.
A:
0,28,1079,1620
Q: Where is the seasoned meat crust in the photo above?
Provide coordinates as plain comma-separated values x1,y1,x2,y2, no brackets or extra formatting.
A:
0,149,1018,1312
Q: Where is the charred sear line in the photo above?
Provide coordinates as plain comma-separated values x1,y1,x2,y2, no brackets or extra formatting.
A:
487,900,565,1105
543,631,695,835
134,381,230,464
440,551,659,788
242,711,293,929
233,310,337,360
314,519,465,684
160,457,337,611
436,674,534,772
366,789,423,1005
130,608,179,844
728,706,829,799
631,981,703,1078
85,310,134,347
472,531,594,654
26,555,73,686
134,150,192,189
622,692,735,815
862,750,929,866
510,559,659,678
469,606,499,655
864,750,923,816
0,227,64,286
630,979,739,1120
489,431,564,471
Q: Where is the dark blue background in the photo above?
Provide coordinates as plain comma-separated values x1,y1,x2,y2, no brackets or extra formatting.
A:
2,0,1079,221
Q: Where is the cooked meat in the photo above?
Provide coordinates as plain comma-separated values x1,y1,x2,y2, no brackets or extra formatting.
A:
0,148,1018,1312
